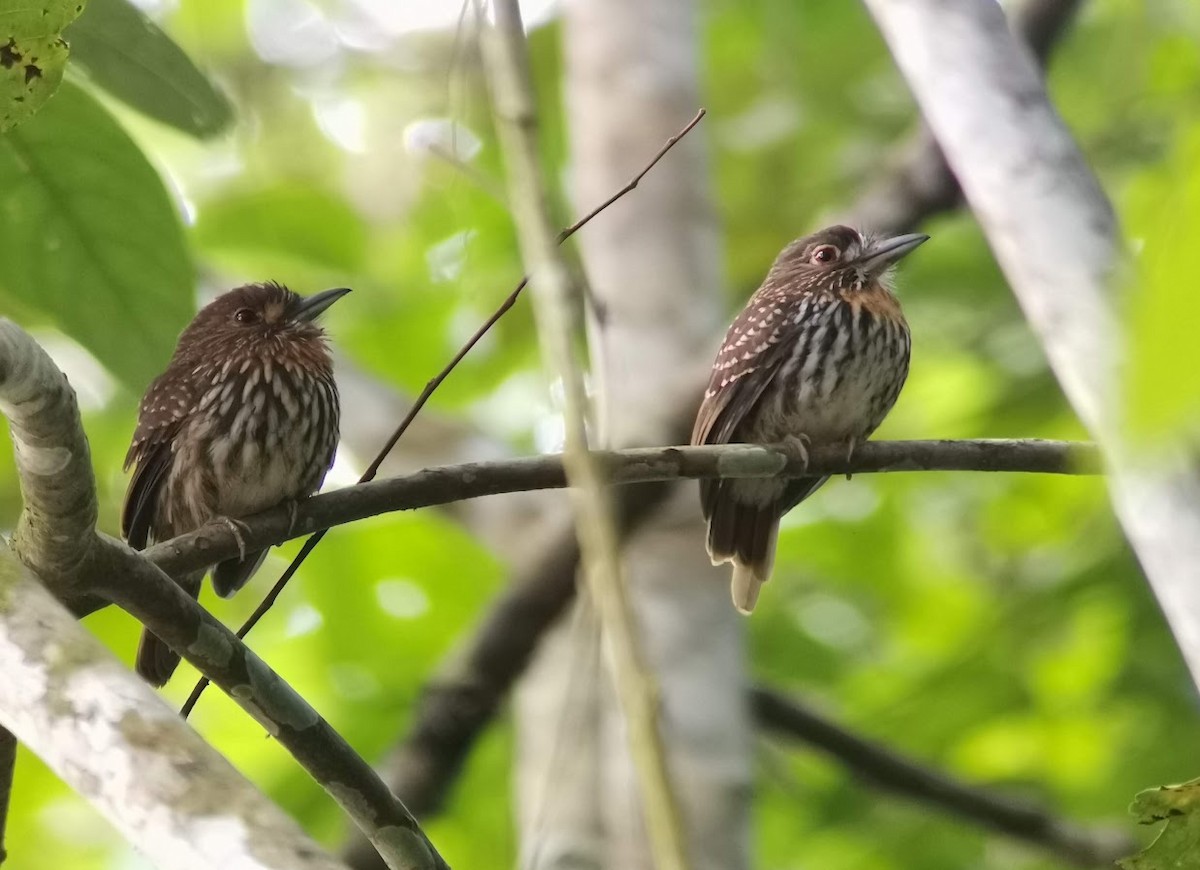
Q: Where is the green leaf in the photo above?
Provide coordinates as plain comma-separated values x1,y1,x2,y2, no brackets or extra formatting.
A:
0,0,87,131
0,80,192,385
1120,778,1200,870
64,0,233,138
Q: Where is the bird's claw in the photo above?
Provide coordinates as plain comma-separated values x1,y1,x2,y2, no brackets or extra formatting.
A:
845,441,856,481
779,433,812,472
219,516,252,561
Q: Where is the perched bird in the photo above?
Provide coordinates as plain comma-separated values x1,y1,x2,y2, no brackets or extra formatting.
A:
123,282,349,685
692,225,927,613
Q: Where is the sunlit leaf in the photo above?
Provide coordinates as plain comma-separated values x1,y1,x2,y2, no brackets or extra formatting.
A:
0,0,87,131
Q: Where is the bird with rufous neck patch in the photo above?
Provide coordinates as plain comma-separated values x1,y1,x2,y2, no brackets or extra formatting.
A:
692,225,927,613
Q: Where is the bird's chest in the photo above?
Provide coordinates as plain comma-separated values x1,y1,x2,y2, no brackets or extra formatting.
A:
174,368,336,520
753,303,910,444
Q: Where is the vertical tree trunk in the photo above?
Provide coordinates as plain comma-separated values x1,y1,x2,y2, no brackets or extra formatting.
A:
513,1,753,867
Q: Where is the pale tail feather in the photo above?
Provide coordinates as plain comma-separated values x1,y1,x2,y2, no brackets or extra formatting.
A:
705,490,779,613
731,562,764,614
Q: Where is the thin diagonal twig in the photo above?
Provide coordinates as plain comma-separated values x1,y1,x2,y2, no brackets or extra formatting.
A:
180,108,706,719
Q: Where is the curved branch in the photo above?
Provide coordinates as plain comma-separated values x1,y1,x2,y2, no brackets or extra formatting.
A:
145,439,1099,581
0,545,351,870
0,320,100,604
752,687,1132,868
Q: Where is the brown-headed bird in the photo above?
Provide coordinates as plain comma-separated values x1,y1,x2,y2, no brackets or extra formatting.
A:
692,226,927,613
123,282,348,685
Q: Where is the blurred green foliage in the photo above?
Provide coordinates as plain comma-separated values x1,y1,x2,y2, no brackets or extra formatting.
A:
1,1,1199,869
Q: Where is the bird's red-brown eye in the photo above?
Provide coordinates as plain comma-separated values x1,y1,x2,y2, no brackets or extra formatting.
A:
810,245,840,265
233,308,258,324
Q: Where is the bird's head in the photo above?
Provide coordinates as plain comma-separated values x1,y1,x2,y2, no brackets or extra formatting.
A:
769,225,929,291
178,282,351,358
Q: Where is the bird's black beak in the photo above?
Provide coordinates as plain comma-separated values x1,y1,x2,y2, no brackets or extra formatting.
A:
856,233,929,277
293,287,351,323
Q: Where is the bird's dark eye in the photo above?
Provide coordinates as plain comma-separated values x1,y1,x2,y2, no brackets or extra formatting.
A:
233,308,258,324
810,245,840,265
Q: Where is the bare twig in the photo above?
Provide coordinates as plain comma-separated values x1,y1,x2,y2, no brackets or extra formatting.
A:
752,688,1133,868
139,439,1099,589
178,107,706,720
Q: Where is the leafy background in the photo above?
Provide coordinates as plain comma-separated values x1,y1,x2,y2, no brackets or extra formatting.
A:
2,0,1200,868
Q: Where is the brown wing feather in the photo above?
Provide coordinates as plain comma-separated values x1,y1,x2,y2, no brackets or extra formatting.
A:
122,371,193,547
692,292,811,525
692,290,839,523
692,293,808,447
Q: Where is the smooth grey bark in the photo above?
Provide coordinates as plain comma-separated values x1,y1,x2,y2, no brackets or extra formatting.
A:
863,0,1200,688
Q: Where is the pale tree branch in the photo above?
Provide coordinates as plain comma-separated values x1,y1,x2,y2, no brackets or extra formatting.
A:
842,0,1086,235
0,545,351,870
0,319,447,870
861,0,1200,688
752,688,1133,868
482,3,691,869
